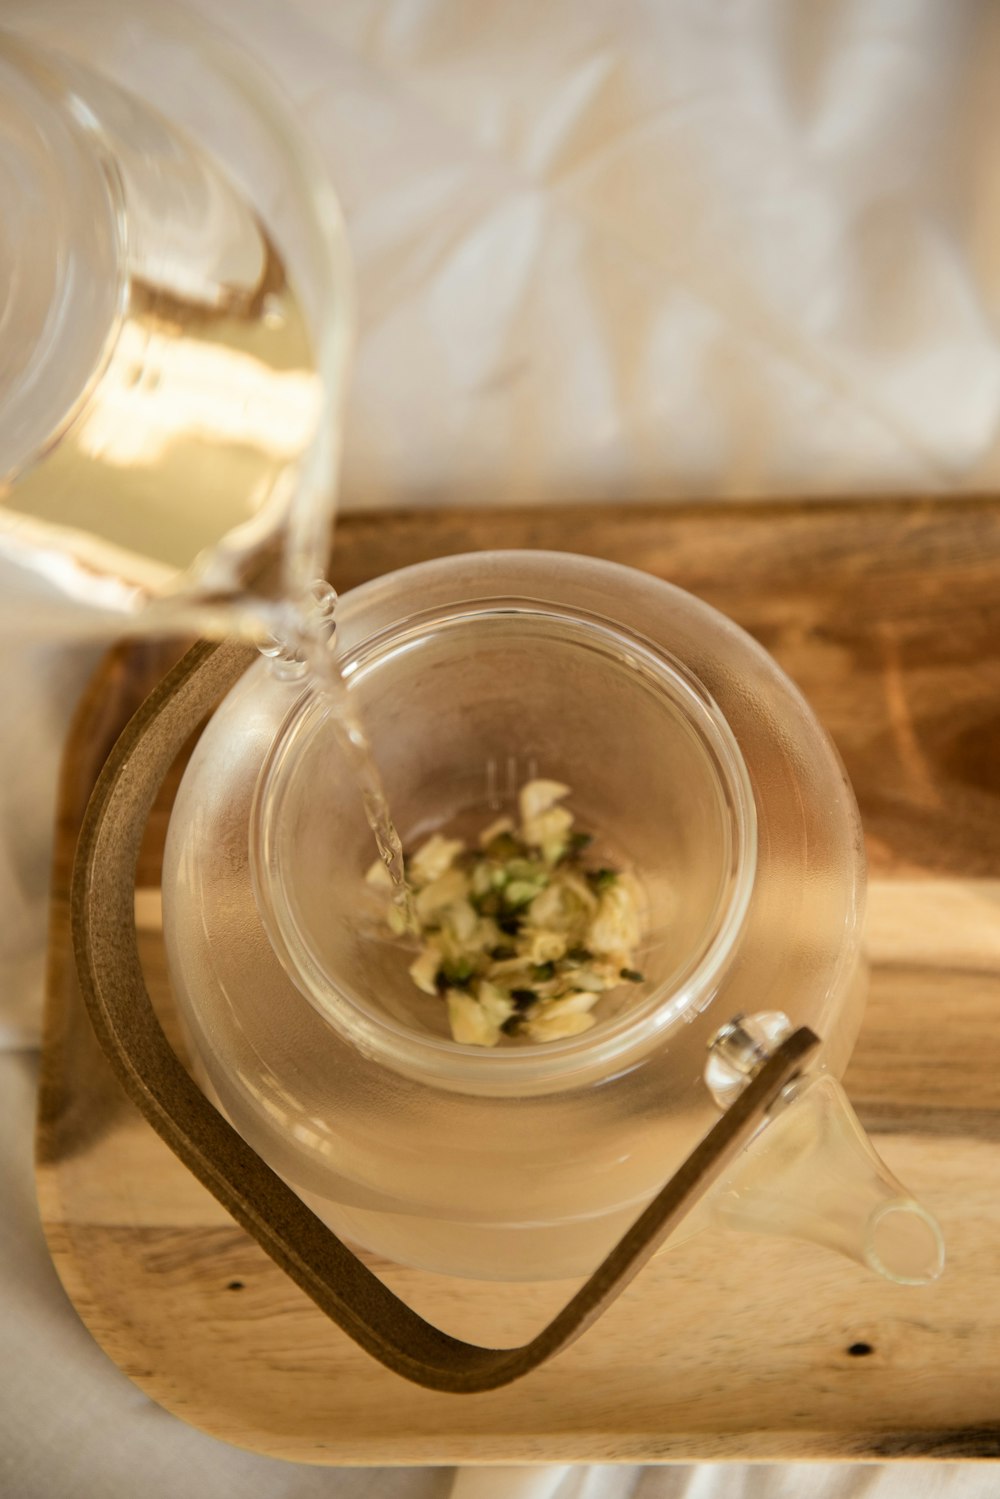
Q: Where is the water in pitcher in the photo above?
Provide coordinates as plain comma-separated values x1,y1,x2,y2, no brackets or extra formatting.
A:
2,233,321,620
0,32,408,894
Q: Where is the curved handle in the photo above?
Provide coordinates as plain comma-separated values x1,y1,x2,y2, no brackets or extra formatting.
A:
71,638,820,1393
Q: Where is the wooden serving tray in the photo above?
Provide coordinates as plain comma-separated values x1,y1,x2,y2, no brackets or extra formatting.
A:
37,498,1000,1462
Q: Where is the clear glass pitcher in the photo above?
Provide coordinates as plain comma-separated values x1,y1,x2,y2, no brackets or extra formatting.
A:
0,0,351,642
161,550,945,1286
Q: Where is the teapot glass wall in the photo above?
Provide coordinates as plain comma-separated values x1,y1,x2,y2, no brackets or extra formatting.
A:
163,550,943,1284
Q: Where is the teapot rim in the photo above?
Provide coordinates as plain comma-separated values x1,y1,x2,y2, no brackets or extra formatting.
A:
249,589,759,1098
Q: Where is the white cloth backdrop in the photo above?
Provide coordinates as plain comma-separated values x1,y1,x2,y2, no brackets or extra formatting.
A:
3,0,1000,1493
266,0,1000,514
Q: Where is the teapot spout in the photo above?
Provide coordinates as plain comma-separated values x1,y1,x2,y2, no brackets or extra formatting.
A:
703,1020,944,1285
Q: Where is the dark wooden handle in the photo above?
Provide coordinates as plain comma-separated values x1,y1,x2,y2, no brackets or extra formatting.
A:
71,639,820,1393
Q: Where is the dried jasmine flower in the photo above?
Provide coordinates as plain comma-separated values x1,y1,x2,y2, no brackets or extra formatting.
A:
371,780,645,1046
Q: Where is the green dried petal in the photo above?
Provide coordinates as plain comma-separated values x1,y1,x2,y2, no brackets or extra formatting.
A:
504,879,544,909
440,957,476,988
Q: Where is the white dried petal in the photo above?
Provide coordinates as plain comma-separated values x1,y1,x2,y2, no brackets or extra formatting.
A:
433,926,464,963
525,1008,597,1042
518,779,569,825
488,956,528,976
477,979,515,1027
528,878,594,933
478,815,514,847
473,917,503,951
414,867,468,921
387,901,411,936
521,805,573,855
444,899,479,944
409,834,465,887
588,877,641,955
487,954,532,979
408,947,441,996
570,968,607,993
558,871,600,915
364,858,394,889
542,989,602,1015
523,929,567,964
447,989,501,1046
526,882,567,932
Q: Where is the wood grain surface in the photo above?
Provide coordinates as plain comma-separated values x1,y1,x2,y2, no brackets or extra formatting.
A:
36,497,1000,1462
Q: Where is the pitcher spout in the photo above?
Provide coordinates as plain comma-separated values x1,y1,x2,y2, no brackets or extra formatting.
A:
703,1015,944,1286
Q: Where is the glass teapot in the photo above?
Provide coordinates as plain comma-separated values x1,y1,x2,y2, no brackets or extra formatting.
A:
149,551,943,1301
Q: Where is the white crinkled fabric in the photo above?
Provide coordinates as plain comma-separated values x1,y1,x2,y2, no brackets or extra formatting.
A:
254,0,1000,511
2,1,998,1496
